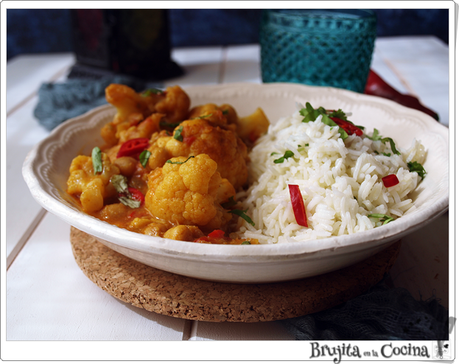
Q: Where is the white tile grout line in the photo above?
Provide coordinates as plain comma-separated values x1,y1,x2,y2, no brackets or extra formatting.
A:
218,46,228,85
6,64,72,269
6,209,47,270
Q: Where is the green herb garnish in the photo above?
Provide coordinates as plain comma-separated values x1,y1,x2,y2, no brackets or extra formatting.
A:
166,156,195,165
221,196,237,209
368,213,395,225
173,125,184,142
139,150,151,168
229,209,255,226
160,120,181,129
299,102,349,140
407,161,427,180
194,114,212,120
274,150,294,164
92,146,103,174
384,138,400,155
241,241,251,245
110,175,141,209
299,102,325,123
141,88,163,97
366,129,400,155
111,174,129,193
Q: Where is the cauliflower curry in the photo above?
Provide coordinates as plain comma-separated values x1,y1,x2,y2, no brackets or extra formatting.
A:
66,84,269,245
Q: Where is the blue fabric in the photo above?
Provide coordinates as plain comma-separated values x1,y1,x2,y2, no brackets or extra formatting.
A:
282,276,449,340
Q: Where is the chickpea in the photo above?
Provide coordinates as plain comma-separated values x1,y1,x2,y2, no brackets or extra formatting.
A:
113,156,137,176
99,203,130,220
144,222,169,237
164,225,204,241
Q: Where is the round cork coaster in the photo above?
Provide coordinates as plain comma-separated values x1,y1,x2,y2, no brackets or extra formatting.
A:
70,227,401,323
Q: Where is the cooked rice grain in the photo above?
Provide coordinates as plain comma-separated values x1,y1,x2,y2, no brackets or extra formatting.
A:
236,109,426,244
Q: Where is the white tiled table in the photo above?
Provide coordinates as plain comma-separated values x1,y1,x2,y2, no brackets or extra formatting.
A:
3,36,451,357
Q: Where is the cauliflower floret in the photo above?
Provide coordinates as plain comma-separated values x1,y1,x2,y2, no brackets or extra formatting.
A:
105,84,163,125
188,103,238,131
147,133,173,170
145,154,235,232
188,104,269,146
101,84,190,146
164,119,249,189
155,85,191,124
67,153,120,213
118,113,164,144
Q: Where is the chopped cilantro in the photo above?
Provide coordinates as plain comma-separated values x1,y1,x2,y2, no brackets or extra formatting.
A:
407,161,427,180
221,196,237,209
229,209,255,226
166,156,195,165
110,174,141,209
91,146,103,174
193,114,213,120
173,125,184,142
368,213,395,225
366,129,400,155
160,120,180,128
141,88,163,97
139,150,151,168
274,150,294,164
299,102,349,140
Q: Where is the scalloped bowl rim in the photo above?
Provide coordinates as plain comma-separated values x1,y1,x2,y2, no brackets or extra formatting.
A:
22,83,449,275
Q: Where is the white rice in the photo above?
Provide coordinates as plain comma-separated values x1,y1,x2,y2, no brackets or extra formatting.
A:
236,107,427,244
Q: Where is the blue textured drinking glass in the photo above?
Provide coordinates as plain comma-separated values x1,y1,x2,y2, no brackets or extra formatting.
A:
260,9,377,93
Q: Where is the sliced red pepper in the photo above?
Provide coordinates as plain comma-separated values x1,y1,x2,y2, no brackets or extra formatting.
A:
127,187,145,204
207,229,225,239
194,236,211,243
288,184,308,227
365,69,439,121
330,117,363,136
117,138,149,158
382,174,399,188
194,229,232,244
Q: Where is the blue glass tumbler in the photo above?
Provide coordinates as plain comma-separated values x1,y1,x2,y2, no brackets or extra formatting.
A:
260,9,377,93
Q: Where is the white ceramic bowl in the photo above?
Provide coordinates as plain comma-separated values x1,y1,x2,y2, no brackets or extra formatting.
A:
23,83,449,283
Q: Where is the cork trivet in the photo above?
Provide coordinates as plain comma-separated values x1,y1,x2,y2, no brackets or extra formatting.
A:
70,227,401,323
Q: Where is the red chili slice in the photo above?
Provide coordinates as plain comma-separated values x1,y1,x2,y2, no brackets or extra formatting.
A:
207,229,225,239
127,187,145,204
330,117,363,136
194,236,211,243
288,184,308,227
382,174,399,188
117,138,149,158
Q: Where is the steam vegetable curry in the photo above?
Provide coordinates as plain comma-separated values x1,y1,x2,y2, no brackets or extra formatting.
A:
66,84,269,244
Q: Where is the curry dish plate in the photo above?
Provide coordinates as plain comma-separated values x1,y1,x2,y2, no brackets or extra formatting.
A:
22,83,449,283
